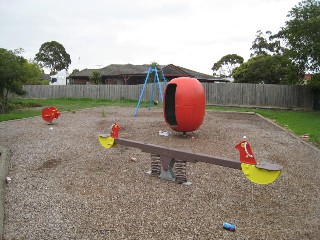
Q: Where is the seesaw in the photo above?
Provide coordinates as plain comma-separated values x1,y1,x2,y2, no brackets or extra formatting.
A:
99,123,282,185
42,106,60,123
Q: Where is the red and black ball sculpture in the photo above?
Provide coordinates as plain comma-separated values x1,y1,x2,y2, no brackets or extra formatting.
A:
164,77,205,134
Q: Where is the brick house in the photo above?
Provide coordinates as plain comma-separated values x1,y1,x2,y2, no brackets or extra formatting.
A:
68,64,230,85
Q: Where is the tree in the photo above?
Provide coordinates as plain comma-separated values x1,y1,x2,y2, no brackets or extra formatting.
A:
250,30,283,57
0,48,42,113
308,73,320,91
307,73,320,110
212,54,244,77
89,71,102,85
150,61,159,68
275,0,320,72
23,61,44,85
233,55,302,84
71,69,80,74
148,61,165,83
35,41,71,75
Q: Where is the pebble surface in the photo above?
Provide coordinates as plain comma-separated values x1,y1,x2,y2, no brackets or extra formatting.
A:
1,107,319,239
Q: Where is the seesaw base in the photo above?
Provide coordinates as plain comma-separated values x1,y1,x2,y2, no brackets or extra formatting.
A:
150,154,189,184
145,170,192,186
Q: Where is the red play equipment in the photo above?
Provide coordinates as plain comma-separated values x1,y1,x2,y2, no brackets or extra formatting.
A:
98,124,283,185
235,138,257,164
110,123,121,138
41,107,60,123
164,77,205,134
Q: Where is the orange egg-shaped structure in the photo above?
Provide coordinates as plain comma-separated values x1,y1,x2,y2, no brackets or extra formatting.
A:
164,77,205,134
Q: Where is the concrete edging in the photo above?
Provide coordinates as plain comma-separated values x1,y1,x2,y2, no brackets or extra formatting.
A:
255,113,320,152
0,146,10,240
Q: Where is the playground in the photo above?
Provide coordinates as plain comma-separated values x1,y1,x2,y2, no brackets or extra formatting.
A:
1,106,319,239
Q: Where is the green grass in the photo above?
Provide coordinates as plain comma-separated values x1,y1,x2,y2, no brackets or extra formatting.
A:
1,98,319,148
0,98,151,122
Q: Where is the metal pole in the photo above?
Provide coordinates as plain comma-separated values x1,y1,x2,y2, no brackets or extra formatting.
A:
149,68,157,110
155,70,164,102
134,67,152,117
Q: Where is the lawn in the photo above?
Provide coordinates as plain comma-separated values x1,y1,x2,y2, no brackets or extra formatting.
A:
1,98,319,148
0,98,148,122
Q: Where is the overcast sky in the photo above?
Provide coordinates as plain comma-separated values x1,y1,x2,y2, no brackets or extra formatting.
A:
0,0,300,75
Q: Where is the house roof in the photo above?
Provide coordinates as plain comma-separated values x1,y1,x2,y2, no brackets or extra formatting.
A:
100,64,166,76
68,63,218,81
39,73,51,81
70,68,97,77
163,64,213,80
304,74,312,81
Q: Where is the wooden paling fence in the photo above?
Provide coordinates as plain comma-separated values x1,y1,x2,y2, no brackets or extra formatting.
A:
22,83,314,110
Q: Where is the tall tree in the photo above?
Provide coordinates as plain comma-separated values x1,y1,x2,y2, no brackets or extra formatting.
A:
233,55,302,85
275,0,320,72
35,41,71,75
0,48,41,113
89,71,102,85
212,54,244,77
250,30,283,57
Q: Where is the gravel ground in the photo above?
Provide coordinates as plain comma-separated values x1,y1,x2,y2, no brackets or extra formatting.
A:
1,106,319,240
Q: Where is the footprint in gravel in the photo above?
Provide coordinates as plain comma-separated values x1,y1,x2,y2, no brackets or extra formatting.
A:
36,158,62,170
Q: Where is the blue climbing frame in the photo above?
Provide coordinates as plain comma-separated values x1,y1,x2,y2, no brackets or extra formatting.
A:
134,67,167,117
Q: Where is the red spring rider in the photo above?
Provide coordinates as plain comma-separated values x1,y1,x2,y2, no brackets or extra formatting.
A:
110,123,121,138
42,107,60,123
235,137,257,164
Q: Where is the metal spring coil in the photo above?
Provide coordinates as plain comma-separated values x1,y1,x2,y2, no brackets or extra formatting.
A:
175,160,187,183
150,154,161,176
